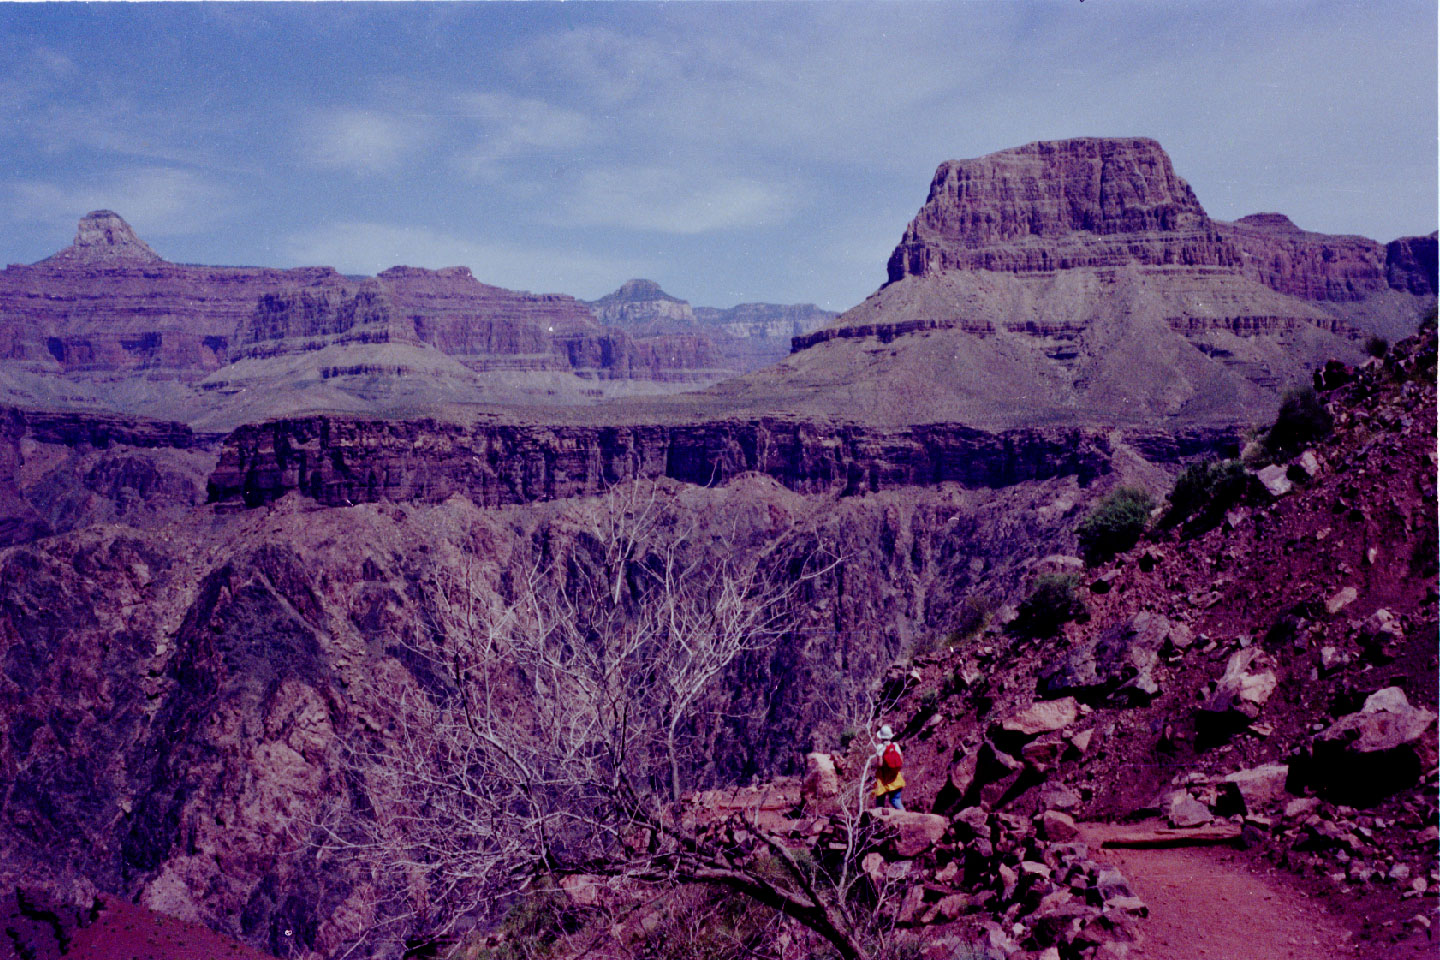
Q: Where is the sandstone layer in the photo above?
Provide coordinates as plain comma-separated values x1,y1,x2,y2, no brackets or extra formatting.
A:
205,414,1138,509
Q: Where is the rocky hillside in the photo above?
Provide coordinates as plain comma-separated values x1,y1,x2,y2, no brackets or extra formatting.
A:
0,464,1138,958
853,319,1438,958
588,278,836,372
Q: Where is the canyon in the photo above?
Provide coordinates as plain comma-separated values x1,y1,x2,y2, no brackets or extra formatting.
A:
0,137,1433,960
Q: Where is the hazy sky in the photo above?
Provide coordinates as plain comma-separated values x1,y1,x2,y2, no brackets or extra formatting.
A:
1,2,1435,311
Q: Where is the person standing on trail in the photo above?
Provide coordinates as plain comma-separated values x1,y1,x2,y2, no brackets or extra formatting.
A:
873,724,905,810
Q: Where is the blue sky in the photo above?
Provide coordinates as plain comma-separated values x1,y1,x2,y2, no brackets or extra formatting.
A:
1,2,1435,311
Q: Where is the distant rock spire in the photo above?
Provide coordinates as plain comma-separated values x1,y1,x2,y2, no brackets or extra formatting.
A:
40,210,163,265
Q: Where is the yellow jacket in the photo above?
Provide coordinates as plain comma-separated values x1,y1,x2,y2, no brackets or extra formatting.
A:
873,743,905,796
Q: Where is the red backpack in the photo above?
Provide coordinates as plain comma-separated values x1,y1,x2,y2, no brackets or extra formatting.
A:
881,742,903,771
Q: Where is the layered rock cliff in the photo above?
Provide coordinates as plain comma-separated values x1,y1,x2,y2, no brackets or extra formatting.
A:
886,138,1227,281
1386,232,1439,296
206,414,1134,509
0,405,213,547
0,212,350,378
0,216,725,411
884,138,1435,304
711,138,1436,430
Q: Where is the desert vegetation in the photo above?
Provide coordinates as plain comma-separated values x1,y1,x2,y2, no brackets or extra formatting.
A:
1011,572,1086,639
1161,458,1249,532
1075,487,1156,565
1261,385,1333,459
317,481,902,959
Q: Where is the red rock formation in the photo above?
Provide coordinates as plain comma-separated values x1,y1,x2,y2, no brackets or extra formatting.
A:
1,212,351,376
1385,232,1438,297
1218,213,1390,302
885,138,1437,305
199,413,1237,510
0,216,720,388
886,138,1234,281
41,210,162,265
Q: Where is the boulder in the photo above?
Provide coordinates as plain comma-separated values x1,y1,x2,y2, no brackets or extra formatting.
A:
863,808,949,858
1038,785,1082,811
948,752,980,797
1306,687,1438,804
932,893,971,923
1041,810,1079,842
1092,866,1134,902
1219,764,1291,814
1283,797,1320,819
1325,586,1358,615
1319,645,1350,674
1200,647,1277,722
956,803,990,828
1001,697,1080,740
1021,738,1065,774
1255,464,1293,497
974,741,1031,809
1359,608,1402,661
1038,613,1181,705
801,752,839,804
1167,792,1213,828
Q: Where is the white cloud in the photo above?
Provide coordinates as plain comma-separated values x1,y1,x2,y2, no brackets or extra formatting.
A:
303,108,421,175
281,221,648,298
454,91,596,167
8,167,236,238
553,166,799,235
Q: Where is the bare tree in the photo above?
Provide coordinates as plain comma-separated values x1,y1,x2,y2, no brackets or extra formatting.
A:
320,480,882,958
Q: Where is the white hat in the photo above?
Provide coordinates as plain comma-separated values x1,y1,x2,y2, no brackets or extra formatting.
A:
878,724,894,741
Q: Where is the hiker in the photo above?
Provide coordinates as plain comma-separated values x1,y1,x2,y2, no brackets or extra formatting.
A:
873,723,905,810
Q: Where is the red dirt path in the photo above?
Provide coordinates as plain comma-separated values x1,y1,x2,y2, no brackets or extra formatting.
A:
1079,823,1354,960
64,897,274,960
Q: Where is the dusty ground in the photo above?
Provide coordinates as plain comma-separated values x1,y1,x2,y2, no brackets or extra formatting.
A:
1077,822,1434,960
64,897,275,960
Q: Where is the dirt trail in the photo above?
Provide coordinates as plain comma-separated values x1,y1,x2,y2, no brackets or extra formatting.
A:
1079,823,1353,960
64,896,276,960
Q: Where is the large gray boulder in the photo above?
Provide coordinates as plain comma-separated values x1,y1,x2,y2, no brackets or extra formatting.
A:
1305,687,1438,805
1200,647,1277,722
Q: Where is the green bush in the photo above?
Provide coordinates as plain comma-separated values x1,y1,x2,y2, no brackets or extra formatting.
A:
1162,458,1248,529
1365,335,1390,358
1263,385,1332,458
1075,487,1155,564
1012,573,1085,638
